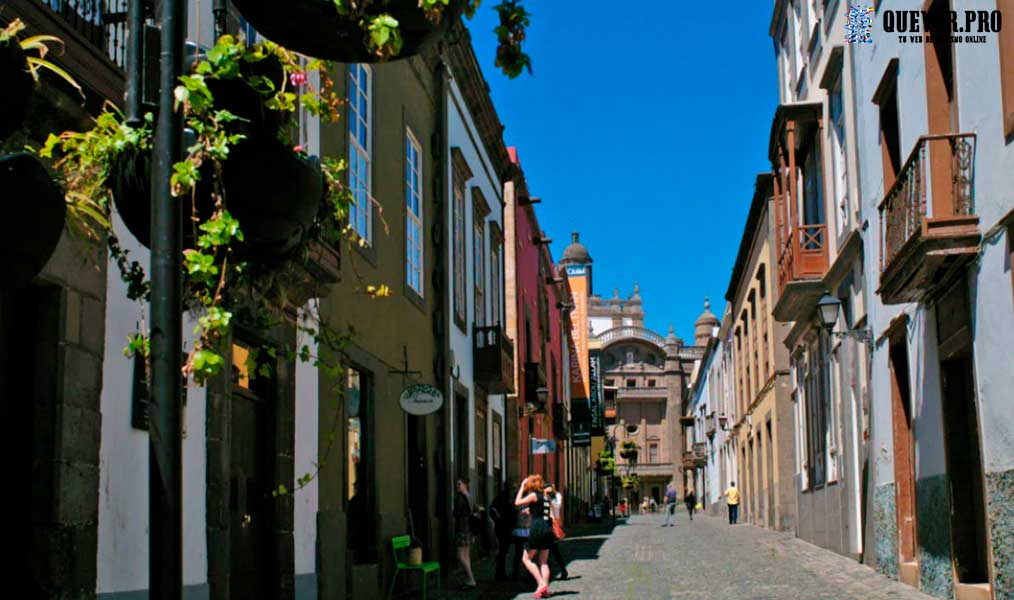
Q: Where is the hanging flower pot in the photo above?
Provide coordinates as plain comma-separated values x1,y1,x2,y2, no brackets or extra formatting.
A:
0,152,66,289
204,53,287,136
110,136,322,260
0,39,34,141
229,0,464,62
218,135,324,260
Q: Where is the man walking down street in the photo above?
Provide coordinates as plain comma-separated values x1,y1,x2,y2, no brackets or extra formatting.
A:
724,482,740,525
662,483,678,527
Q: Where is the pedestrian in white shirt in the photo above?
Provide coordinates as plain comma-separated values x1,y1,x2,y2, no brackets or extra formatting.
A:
543,484,569,581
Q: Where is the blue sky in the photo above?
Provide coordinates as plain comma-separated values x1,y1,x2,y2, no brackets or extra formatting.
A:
468,2,780,342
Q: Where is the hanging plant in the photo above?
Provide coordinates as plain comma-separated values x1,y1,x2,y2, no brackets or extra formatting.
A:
0,21,86,289
227,0,532,78
0,18,82,140
39,35,379,385
621,474,640,490
619,440,639,460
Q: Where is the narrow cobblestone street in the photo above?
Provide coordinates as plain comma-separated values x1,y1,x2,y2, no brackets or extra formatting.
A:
442,512,935,600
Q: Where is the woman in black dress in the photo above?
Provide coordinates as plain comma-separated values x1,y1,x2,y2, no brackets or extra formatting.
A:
515,474,553,598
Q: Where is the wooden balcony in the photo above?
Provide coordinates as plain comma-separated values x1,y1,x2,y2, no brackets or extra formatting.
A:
474,325,515,394
773,224,829,321
5,1,128,104
768,102,829,322
878,134,980,305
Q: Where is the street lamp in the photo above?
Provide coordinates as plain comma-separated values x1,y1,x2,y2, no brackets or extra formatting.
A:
816,291,873,343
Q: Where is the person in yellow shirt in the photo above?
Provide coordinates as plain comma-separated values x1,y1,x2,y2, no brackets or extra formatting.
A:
724,482,740,525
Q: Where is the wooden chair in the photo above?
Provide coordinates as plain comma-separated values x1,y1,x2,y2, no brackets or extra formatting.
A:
387,535,441,600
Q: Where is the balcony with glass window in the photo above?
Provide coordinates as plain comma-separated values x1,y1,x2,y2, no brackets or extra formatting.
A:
473,325,515,394
769,102,830,322
5,1,129,103
878,134,980,305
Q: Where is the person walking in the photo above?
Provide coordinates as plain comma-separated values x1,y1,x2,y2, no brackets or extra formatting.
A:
685,486,697,521
515,475,555,598
511,504,532,581
662,483,678,527
649,496,657,513
453,478,478,590
724,481,740,525
489,480,517,581
544,484,569,581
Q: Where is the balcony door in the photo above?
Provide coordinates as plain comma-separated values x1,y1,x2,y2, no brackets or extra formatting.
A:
924,0,961,218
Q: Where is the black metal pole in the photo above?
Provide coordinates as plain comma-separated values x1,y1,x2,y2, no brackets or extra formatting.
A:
149,0,184,595
124,0,144,127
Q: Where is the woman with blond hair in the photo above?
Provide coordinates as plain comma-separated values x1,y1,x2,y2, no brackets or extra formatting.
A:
515,475,554,598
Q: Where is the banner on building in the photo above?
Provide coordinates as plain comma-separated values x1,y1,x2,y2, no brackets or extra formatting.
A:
589,353,605,436
530,438,557,455
570,398,592,447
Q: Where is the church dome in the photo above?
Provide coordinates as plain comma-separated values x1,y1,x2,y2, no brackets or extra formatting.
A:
560,231,592,265
694,297,720,346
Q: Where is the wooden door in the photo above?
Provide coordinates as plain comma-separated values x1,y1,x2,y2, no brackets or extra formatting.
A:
229,345,275,600
889,339,918,565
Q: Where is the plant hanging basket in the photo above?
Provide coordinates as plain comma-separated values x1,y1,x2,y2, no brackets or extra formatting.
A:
229,0,465,62
111,136,322,260
0,153,66,289
0,42,34,141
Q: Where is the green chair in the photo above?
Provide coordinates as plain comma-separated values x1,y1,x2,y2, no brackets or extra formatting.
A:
387,535,441,600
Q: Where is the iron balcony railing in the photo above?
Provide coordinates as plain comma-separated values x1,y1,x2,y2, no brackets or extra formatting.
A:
36,0,129,68
878,133,977,271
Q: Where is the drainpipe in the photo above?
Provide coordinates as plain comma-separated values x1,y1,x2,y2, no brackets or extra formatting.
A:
149,0,184,595
434,49,453,568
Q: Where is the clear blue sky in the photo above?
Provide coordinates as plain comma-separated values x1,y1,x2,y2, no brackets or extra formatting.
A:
468,2,780,342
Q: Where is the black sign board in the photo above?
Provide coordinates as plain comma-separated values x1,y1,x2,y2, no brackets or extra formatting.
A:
570,398,592,447
589,354,605,435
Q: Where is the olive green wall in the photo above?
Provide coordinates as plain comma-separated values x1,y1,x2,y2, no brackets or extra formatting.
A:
316,52,445,600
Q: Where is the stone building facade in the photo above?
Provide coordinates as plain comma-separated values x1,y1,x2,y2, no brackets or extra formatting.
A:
587,283,702,505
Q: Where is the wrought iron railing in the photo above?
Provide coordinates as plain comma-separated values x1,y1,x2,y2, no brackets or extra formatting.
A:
37,0,129,68
878,133,977,271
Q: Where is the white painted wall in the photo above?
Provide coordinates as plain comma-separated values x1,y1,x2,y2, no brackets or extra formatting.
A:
856,0,1014,491
97,214,208,595
293,311,320,578
445,71,506,483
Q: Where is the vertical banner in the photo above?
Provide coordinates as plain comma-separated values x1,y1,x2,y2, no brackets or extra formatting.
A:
589,352,605,436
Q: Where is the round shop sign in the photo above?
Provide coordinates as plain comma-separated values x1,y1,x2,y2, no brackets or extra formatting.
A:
399,384,444,416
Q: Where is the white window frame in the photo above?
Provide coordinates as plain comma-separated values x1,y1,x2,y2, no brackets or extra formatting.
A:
349,64,373,245
405,128,424,295
829,74,850,236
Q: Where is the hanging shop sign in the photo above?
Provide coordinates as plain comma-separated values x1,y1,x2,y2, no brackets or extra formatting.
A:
589,354,605,435
399,384,444,416
570,398,592,447
530,438,557,455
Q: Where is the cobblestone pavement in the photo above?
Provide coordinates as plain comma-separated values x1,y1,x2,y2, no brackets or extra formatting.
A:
435,511,935,600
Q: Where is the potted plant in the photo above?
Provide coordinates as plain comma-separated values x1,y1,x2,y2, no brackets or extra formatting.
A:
619,440,639,461
0,19,82,140
228,0,531,78
0,21,84,288
621,474,640,491
0,152,66,289
41,35,353,384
